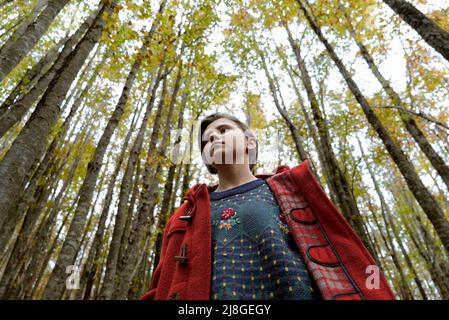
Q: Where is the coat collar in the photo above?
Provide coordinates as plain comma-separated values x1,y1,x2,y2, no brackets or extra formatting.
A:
185,164,292,200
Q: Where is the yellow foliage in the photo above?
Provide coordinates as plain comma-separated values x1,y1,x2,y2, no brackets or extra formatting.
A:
428,10,449,33
245,92,267,130
230,8,254,31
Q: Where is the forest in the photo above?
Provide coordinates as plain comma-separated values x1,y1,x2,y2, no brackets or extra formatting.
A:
0,0,448,300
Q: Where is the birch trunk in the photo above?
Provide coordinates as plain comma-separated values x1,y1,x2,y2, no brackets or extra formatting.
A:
383,0,449,62
0,2,112,257
0,0,70,81
343,10,449,192
298,0,449,256
0,10,97,138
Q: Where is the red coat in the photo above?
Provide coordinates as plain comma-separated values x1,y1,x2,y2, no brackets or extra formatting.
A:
141,160,396,300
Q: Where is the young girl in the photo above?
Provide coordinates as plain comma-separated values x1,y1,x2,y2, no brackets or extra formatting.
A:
141,112,395,300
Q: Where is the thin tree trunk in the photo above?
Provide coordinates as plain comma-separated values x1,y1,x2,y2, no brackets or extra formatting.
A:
0,34,66,118
31,205,73,299
42,55,145,300
0,109,95,298
0,1,114,243
95,1,170,300
167,88,191,214
286,66,339,205
358,138,427,299
401,210,449,298
259,53,309,162
343,9,449,192
0,10,97,138
14,120,96,299
0,0,70,81
74,98,143,300
282,23,374,254
392,178,449,297
0,0,48,45
0,57,99,255
298,0,449,256
179,114,197,207
127,235,150,300
115,63,179,299
98,63,167,300
169,160,183,215
368,197,413,299
382,0,449,62
0,2,114,300
152,67,186,271
24,124,95,299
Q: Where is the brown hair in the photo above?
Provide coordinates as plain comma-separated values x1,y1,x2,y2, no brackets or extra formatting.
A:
198,112,258,175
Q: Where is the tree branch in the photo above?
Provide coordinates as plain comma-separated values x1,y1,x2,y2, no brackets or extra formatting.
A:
376,105,449,131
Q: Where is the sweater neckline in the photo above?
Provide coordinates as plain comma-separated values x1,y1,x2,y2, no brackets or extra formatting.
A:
209,178,265,201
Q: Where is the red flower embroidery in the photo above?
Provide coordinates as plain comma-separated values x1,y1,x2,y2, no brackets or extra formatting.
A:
221,208,236,220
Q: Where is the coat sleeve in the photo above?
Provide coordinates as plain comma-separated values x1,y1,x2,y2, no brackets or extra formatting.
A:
140,216,173,300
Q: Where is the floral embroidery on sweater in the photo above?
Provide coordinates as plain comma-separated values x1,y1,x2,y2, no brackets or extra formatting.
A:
212,208,241,230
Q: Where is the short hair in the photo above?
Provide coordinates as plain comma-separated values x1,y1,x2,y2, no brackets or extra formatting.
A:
198,112,258,175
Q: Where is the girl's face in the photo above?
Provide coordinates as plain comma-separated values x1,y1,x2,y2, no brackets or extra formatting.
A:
202,118,254,167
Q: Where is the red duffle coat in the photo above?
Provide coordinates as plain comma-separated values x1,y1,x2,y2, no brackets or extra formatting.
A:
141,160,396,300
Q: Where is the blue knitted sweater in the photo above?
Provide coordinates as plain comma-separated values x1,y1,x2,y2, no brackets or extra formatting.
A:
209,178,316,300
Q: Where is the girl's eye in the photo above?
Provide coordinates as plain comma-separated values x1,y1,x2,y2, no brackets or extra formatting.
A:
220,128,227,133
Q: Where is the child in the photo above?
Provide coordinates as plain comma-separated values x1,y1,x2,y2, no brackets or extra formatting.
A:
141,112,395,300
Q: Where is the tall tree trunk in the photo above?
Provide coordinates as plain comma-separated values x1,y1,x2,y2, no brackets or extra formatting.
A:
179,113,197,207
127,235,150,299
0,10,97,138
297,0,449,256
0,34,66,118
98,62,167,300
0,2,114,244
401,209,449,298
31,205,73,299
391,178,449,298
258,52,309,163
0,0,71,82
382,0,449,62
41,43,148,300
169,160,183,215
115,61,180,299
0,0,48,45
282,23,374,254
22,124,92,298
357,137,426,299
0,55,99,253
74,97,142,300
168,92,191,214
367,197,413,299
20,122,95,299
0,103,95,298
285,66,339,206
343,9,449,192
152,67,185,271
95,1,169,300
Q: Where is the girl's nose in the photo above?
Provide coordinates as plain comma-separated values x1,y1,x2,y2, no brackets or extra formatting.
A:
209,131,220,143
